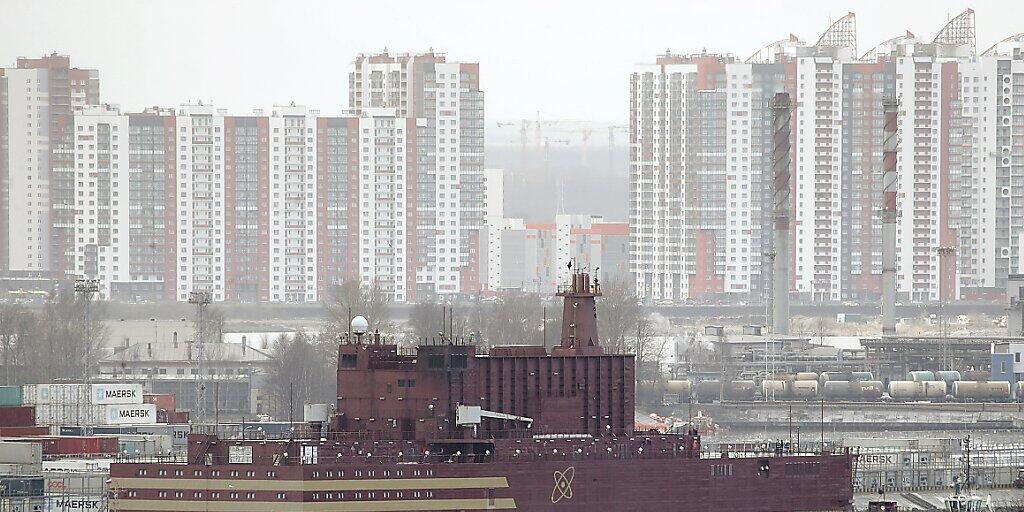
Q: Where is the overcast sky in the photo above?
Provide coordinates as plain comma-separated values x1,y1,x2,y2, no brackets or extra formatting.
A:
2,0,1018,123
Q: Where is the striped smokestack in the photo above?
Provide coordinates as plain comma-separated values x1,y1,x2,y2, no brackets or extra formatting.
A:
882,96,898,335
771,93,791,335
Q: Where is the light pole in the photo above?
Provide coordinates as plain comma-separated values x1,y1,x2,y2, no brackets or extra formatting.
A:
75,279,100,429
75,279,100,383
188,290,212,425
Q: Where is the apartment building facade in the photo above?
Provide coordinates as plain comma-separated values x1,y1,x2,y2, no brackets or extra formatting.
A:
349,51,485,300
630,11,1024,303
0,54,99,278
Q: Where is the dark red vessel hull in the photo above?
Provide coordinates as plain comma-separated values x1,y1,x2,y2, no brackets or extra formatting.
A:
110,451,852,511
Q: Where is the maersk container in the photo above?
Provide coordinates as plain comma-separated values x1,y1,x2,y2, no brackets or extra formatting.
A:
103,404,156,425
91,384,143,405
21,385,50,405
0,386,23,406
952,381,1011,401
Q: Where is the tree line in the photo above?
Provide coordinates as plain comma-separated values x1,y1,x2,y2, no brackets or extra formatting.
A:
0,290,107,386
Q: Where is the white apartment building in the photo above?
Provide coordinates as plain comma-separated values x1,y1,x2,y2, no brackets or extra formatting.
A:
630,11,1024,303
354,110,409,301
1,55,99,275
175,103,227,301
72,104,129,298
267,104,318,303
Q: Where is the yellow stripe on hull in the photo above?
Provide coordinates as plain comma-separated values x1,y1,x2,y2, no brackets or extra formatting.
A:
111,497,517,511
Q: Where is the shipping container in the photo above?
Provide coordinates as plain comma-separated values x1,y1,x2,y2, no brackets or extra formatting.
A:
143,394,176,411
0,426,49,437
0,405,36,427
91,384,143,405
104,404,156,425
0,441,43,464
159,410,189,424
0,386,23,406
135,424,188,446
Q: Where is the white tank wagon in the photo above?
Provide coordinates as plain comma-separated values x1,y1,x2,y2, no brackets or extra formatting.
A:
888,380,946,400
907,371,935,382
951,381,1011,401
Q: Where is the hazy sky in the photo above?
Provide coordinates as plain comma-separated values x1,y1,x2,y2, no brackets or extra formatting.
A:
2,0,1018,123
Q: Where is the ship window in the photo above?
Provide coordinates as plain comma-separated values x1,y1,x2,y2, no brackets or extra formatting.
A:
428,354,445,369
341,354,358,368
450,355,467,368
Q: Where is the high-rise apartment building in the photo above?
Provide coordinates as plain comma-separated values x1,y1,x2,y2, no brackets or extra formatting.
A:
349,51,485,299
1,54,99,277
631,10,1024,303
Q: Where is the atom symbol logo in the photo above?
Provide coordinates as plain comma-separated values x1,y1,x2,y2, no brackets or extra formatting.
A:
551,466,575,503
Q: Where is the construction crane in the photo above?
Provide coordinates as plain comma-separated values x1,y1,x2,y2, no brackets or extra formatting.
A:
607,125,628,171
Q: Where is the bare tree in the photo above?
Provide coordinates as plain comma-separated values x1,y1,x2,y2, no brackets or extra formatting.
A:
596,275,644,354
264,331,335,420
324,280,393,336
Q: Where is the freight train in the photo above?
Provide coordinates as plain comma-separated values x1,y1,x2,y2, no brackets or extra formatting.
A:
646,371,1023,404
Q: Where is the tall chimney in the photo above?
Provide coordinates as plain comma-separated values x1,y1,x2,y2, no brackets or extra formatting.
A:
882,96,899,335
771,93,792,335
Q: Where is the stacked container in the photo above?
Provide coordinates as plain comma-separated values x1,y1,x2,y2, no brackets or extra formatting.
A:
23,384,156,426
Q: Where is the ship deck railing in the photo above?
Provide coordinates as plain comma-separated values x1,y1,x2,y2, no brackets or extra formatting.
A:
112,453,188,464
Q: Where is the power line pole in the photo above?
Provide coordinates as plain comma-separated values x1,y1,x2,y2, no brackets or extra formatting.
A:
188,290,212,426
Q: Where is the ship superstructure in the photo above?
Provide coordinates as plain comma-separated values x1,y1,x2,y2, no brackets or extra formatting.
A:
108,271,854,511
